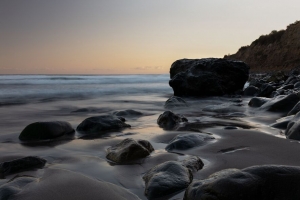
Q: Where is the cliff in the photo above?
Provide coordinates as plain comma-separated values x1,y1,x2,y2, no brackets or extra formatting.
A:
224,21,300,72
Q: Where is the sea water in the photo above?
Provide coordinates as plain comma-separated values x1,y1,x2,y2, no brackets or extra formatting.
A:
0,74,172,135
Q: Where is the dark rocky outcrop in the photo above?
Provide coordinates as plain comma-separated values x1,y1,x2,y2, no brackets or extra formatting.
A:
248,97,269,107
19,121,74,141
76,115,131,134
184,165,300,200
164,96,188,109
143,161,193,200
165,133,214,151
169,58,249,96
259,93,300,114
0,156,46,178
157,111,188,129
106,138,154,164
285,112,300,140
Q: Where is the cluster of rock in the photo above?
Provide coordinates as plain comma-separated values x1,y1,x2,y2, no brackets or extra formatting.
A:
244,71,300,140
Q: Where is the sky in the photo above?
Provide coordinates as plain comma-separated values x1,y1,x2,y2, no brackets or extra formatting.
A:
0,0,299,74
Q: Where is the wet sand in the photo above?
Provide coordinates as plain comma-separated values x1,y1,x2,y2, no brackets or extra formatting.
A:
1,94,300,200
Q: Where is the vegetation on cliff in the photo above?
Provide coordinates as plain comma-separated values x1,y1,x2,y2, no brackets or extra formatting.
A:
225,21,300,72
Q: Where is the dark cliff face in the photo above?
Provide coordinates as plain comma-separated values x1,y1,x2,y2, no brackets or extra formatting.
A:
224,21,300,72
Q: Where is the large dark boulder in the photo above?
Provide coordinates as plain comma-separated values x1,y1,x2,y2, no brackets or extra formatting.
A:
19,121,74,141
157,111,188,130
184,165,300,200
169,58,249,96
76,115,131,134
260,93,300,114
106,138,154,164
143,161,193,199
0,156,46,178
165,133,214,152
287,101,300,116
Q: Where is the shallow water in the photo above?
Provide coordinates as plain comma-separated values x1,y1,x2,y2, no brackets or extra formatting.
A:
1,75,299,200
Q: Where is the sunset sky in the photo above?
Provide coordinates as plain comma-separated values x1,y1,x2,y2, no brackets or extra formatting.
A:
1,0,299,74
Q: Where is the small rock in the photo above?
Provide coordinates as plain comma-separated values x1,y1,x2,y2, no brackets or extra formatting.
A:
248,97,269,107
0,156,46,178
143,161,193,199
113,109,143,117
19,121,74,141
260,93,300,114
181,156,204,172
165,133,214,151
157,111,188,129
287,101,300,116
257,83,275,97
106,138,154,163
243,86,259,96
76,115,131,134
164,96,188,109
285,112,300,140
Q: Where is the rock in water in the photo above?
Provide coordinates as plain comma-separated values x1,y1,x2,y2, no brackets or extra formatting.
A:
164,96,188,109
181,156,204,172
184,165,300,200
0,156,46,178
19,121,74,141
248,97,270,107
76,115,131,134
285,112,300,140
259,93,300,114
165,133,214,151
143,161,193,199
157,111,188,129
113,109,143,117
169,58,249,96
106,138,154,163
243,86,259,96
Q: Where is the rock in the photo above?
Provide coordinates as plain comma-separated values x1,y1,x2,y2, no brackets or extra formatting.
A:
165,133,214,151
181,156,204,172
287,101,300,116
0,156,46,178
294,81,300,88
285,112,300,140
19,121,74,141
113,109,143,117
164,96,188,109
257,83,275,97
106,138,154,164
281,84,294,90
270,115,294,129
243,86,259,96
76,115,131,134
157,111,188,129
184,165,300,200
248,97,269,107
260,93,300,114
169,58,249,96
143,161,193,199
